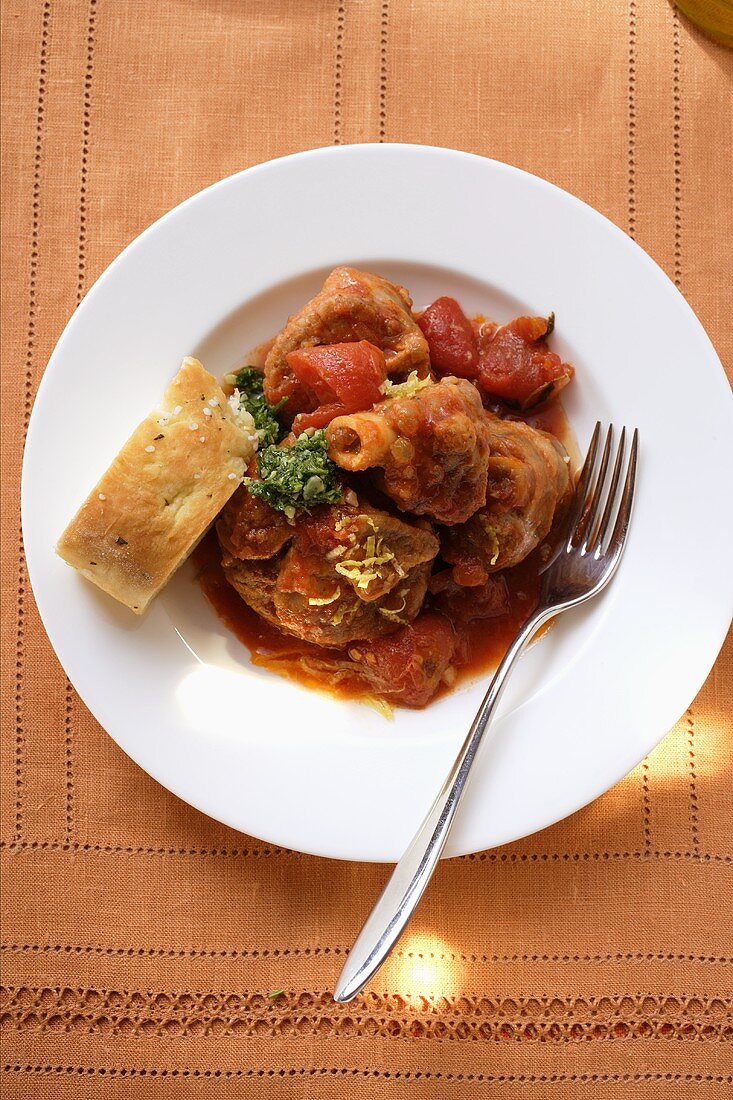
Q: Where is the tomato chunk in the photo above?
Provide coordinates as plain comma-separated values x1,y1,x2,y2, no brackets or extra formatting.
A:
291,402,348,432
417,297,479,379
287,341,387,432
349,613,456,707
477,316,574,408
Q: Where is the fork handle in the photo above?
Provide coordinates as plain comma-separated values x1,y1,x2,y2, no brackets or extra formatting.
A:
333,606,555,1003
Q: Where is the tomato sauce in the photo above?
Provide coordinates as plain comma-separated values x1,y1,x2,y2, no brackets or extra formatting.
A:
195,520,554,706
195,395,575,710
194,534,370,699
430,546,551,702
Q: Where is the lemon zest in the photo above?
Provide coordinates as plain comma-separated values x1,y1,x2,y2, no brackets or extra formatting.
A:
479,517,501,566
379,370,432,400
362,695,394,721
377,596,407,625
331,602,356,626
335,536,396,590
308,588,341,606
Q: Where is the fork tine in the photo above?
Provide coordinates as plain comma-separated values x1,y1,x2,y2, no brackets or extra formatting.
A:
564,421,601,548
605,429,638,559
590,426,626,552
581,424,614,553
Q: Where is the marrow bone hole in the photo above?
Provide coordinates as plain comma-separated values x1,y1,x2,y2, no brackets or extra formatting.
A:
334,426,362,456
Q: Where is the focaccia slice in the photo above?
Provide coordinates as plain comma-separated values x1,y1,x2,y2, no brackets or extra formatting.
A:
56,357,257,613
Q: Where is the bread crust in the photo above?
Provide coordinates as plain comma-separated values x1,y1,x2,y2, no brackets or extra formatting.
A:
56,357,257,613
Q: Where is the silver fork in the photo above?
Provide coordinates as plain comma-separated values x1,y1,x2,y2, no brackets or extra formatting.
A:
334,422,639,1003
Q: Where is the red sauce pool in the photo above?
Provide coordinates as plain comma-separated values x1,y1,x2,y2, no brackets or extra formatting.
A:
194,398,575,710
194,529,552,706
194,534,367,696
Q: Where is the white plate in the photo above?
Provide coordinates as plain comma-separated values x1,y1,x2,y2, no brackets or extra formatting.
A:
22,145,733,861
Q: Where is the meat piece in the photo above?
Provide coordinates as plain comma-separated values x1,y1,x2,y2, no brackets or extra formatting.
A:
273,561,433,648
263,268,429,420
477,316,574,408
441,414,572,583
418,296,480,378
277,505,437,612
430,572,510,622
216,475,294,561
219,496,439,647
220,553,280,622
326,377,491,525
287,341,388,433
348,613,456,708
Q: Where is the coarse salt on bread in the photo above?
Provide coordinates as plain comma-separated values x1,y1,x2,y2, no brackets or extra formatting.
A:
56,357,258,613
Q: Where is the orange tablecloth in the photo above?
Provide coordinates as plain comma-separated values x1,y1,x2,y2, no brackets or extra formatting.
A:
2,2,732,1096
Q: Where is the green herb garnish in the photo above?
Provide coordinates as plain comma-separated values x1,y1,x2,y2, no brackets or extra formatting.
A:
229,366,265,389
229,366,286,447
267,989,285,1000
247,429,343,518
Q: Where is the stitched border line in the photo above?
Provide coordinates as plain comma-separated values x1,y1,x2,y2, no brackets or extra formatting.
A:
3,943,731,965
641,759,652,856
5,985,729,1007
63,690,74,845
671,5,683,288
2,987,730,1043
2,1066,731,1084
76,0,97,305
333,1,345,145
378,0,389,141
14,0,53,847
687,710,701,856
463,849,732,864
627,0,637,239
1,839,730,862
0,839,283,857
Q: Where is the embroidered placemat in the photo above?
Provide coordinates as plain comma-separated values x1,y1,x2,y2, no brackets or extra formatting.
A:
2,2,731,1096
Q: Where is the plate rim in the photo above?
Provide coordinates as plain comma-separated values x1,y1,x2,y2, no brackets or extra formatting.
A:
21,143,733,861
